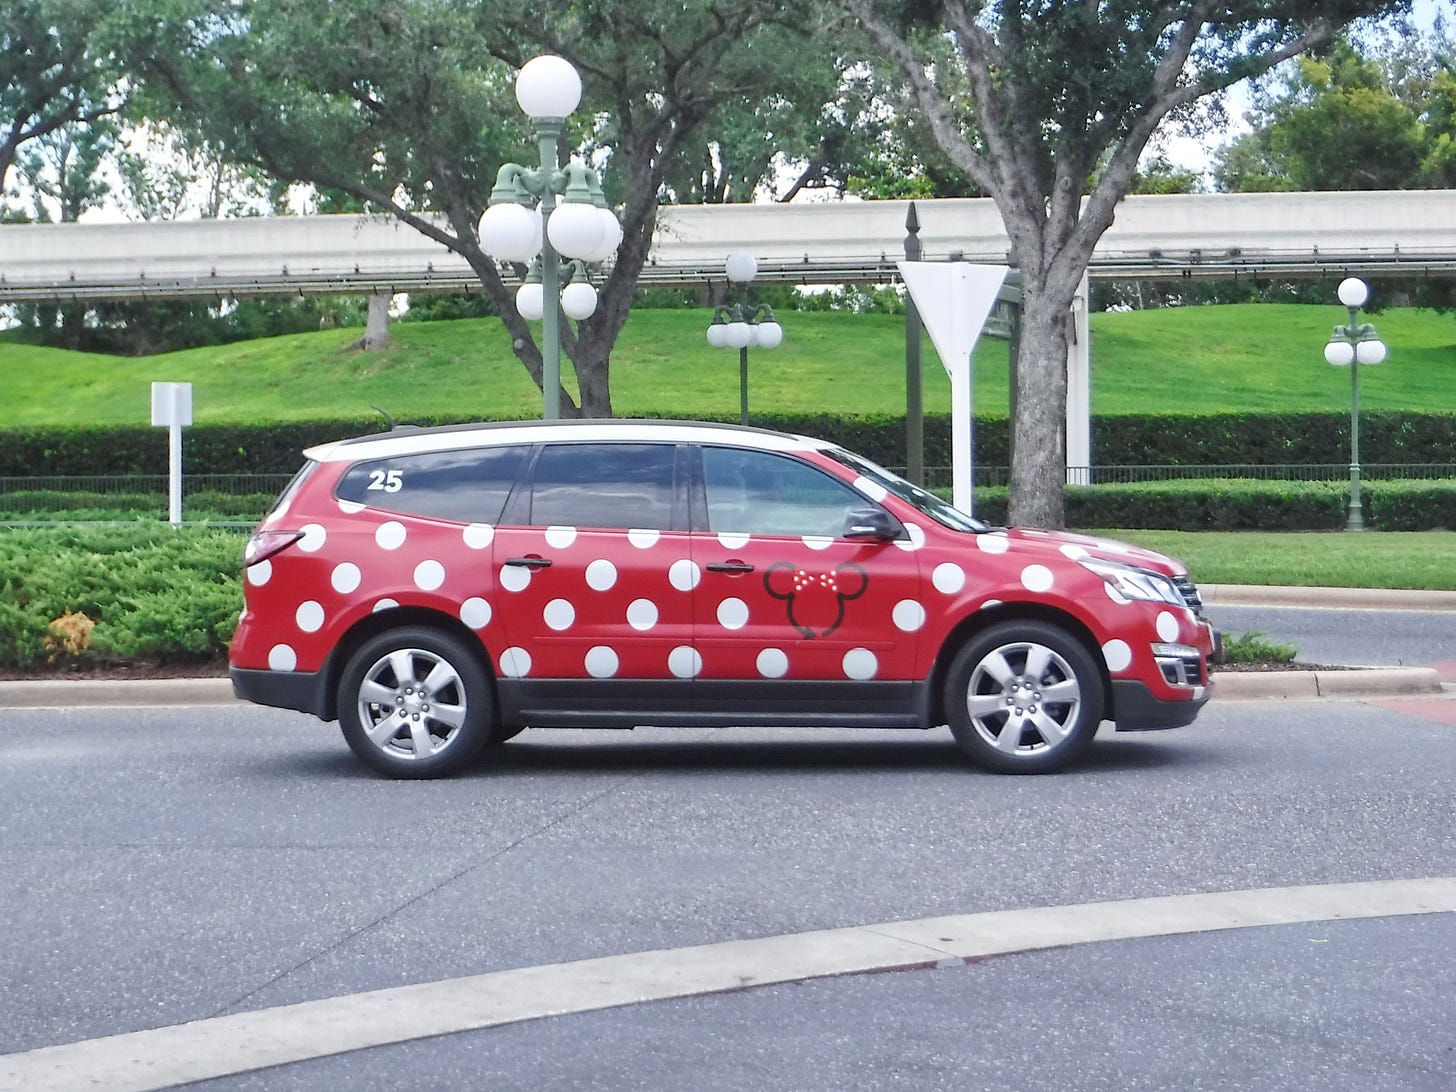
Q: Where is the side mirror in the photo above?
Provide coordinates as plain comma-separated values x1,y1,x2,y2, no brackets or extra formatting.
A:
844,506,902,541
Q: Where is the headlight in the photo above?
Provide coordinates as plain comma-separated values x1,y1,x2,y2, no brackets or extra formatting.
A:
1079,558,1184,606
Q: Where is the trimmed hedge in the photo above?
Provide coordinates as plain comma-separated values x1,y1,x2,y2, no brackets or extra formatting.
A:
1368,479,1456,531
4,410,1455,477
970,478,1456,531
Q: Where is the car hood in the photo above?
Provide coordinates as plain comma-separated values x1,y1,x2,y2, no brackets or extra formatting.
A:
990,527,1189,579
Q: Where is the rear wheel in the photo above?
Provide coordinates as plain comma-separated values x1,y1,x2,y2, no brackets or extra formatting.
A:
944,620,1104,774
337,627,493,778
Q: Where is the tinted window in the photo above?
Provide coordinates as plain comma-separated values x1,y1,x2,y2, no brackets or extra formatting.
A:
336,446,528,523
528,443,677,530
703,447,867,537
826,446,988,533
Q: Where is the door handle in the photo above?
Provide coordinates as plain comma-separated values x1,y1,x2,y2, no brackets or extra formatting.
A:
706,561,755,574
504,556,552,569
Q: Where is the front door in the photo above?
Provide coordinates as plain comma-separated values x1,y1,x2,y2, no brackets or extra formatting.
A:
692,446,924,713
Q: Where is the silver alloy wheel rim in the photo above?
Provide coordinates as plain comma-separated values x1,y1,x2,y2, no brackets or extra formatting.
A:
356,648,469,761
965,640,1083,757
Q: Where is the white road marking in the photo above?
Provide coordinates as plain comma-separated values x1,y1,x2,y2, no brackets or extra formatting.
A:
4,877,1454,1092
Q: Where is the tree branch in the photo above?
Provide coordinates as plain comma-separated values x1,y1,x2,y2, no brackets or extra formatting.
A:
837,0,994,190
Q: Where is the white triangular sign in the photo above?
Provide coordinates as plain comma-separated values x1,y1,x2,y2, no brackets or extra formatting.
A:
897,262,1009,515
897,262,1008,380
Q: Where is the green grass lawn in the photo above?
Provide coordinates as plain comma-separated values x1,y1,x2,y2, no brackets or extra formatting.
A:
1101,529,1456,590
4,302,1455,426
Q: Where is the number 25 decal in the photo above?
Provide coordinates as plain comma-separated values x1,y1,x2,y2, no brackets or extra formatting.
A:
367,469,403,493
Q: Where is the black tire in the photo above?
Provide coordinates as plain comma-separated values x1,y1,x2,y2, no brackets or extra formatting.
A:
337,626,494,778
943,620,1104,774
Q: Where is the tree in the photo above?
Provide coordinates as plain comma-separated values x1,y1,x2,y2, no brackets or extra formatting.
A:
838,0,1404,528
1211,30,1456,312
1,1,125,206
133,0,830,418
117,124,276,221
16,116,117,223
1215,38,1426,192
1214,33,1456,192
11,117,118,347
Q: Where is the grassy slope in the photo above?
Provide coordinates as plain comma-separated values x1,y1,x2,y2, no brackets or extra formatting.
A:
4,303,1455,427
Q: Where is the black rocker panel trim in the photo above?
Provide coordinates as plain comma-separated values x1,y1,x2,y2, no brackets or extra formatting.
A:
497,678,925,729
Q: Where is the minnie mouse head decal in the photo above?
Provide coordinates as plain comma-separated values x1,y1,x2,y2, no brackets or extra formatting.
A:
765,562,869,638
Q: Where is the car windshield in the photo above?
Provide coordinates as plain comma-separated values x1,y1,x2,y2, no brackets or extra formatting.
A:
825,447,992,534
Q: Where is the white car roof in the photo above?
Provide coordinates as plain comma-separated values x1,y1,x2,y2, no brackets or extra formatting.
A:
303,419,828,464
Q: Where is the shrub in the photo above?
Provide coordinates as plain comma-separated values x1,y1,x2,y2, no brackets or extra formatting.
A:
1219,630,1299,664
0,525,243,668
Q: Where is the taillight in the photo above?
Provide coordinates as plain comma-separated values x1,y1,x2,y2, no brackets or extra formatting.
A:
244,530,303,566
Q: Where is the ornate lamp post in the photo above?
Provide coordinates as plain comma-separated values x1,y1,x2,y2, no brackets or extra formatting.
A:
1323,276,1387,532
706,253,783,425
476,55,622,419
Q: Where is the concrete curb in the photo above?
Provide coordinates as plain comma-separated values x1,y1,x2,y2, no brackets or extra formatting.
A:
1210,667,1446,702
1202,584,1456,612
0,677,238,708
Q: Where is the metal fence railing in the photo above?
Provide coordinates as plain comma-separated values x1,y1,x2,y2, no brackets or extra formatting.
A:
1074,463,1456,485
0,474,292,526
896,464,1456,489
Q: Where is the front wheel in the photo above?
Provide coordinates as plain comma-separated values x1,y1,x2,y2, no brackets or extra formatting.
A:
337,627,494,778
944,620,1104,774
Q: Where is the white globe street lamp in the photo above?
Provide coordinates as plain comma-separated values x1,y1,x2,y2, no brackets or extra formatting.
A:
705,253,783,425
560,279,599,321
515,280,545,322
514,54,582,118
475,54,621,419
1323,276,1388,531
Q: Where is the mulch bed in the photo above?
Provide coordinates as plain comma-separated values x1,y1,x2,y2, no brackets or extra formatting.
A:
1212,660,1352,672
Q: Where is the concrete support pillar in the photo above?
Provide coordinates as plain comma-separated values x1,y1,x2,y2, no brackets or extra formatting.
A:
362,292,391,351
1065,272,1091,485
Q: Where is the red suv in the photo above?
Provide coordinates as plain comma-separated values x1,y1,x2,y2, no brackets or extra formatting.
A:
230,421,1215,777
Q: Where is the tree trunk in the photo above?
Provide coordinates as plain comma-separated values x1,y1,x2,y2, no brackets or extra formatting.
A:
1008,286,1072,529
361,292,390,351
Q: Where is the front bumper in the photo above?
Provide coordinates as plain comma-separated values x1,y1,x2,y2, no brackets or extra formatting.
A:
1110,677,1211,732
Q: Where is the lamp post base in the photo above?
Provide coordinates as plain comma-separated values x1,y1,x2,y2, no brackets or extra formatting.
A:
1345,487,1365,532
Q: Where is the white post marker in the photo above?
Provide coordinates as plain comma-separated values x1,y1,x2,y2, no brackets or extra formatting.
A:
896,262,1008,514
150,382,193,526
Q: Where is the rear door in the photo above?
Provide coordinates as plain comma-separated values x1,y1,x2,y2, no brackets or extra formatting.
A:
491,441,696,717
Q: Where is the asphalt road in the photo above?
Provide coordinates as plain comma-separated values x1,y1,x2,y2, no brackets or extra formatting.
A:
1208,603,1456,669
3,694,1455,1089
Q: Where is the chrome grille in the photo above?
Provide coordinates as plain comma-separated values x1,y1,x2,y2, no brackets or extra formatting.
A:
1171,575,1204,618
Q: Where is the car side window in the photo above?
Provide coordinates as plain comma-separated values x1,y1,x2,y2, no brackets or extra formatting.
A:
527,443,678,530
702,447,869,538
335,445,529,523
